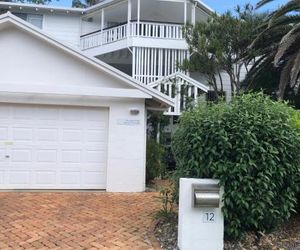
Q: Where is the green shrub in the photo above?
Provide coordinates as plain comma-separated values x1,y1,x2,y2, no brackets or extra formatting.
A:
146,139,165,183
291,110,300,212
172,93,300,240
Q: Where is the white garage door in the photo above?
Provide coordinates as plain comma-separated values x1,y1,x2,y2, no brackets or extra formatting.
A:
0,104,109,189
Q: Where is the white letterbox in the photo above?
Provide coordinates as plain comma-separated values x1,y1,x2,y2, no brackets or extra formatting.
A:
178,178,224,250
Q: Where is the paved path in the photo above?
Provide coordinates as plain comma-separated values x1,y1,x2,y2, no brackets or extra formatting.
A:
0,192,160,249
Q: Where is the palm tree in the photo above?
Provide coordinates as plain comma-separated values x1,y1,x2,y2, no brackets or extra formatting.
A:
248,0,300,99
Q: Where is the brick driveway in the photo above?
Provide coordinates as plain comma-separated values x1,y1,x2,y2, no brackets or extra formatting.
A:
0,192,160,249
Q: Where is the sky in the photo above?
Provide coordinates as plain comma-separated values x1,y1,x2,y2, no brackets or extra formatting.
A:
201,0,287,13
50,0,288,12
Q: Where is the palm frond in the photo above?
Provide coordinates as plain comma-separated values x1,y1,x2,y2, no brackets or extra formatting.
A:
256,0,275,9
268,0,300,27
290,51,300,87
245,55,275,89
274,23,300,66
278,54,296,99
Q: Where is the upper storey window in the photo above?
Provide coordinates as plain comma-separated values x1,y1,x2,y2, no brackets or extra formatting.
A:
13,13,43,29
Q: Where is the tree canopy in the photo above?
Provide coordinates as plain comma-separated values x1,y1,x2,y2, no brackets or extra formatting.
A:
3,0,53,5
182,5,264,97
247,0,300,99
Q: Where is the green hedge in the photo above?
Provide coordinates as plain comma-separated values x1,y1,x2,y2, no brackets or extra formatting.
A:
172,93,300,239
291,110,300,212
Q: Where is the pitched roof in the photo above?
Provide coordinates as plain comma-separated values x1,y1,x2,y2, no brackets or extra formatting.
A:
85,0,214,15
0,0,214,15
0,11,174,108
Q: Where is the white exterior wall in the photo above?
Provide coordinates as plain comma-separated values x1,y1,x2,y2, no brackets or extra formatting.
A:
81,20,100,35
0,22,148,192
191,72,233,101
216,72,232,102
106,99,146,192
43,13,81,48
0,26,128,89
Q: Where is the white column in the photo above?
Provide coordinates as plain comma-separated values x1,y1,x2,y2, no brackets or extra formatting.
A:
132,47,136,78
100,8,105,45
127,0,132,36
137,0,140,37
192,3,196,25
184,0,187,24
101,8,105,30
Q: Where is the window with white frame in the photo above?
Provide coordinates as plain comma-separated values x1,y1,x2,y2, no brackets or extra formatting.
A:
13,13,43,29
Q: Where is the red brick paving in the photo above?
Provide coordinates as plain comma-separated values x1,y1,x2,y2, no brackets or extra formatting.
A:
0,192,161,249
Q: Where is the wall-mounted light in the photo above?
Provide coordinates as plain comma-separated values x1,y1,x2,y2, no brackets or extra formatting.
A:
130,108,140,115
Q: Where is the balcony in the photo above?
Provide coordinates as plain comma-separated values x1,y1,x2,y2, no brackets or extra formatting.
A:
80,21,184,51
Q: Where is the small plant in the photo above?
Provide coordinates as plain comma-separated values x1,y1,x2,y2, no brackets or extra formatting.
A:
155,186,177,220
146,139,165,183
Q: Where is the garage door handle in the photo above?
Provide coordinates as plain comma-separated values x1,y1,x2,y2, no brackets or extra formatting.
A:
5,155,10,159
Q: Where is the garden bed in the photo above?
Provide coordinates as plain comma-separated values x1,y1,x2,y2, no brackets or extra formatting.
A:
154,214,300,250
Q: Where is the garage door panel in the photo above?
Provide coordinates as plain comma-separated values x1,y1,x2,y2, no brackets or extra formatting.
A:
37,149,58,163
86,130,107,142
60,171,81,185
9,171,30,185
0,148,6,162
0,171,4,184
35,171,56,185
13,106,35,120
36,107,59,120
13,127,33,141
62,129,83,142
0,106,10,119
11,149,32,162
61,109,84,121
84,171,105,185
86,150,106,163
0,104,108,189
62,150,82,163
0,127,8,140
37,128,58,142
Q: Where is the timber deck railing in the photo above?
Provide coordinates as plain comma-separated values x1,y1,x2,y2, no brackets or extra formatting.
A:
80,21,184,50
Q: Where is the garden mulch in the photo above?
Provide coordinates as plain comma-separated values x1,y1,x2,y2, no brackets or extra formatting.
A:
154,213,300,250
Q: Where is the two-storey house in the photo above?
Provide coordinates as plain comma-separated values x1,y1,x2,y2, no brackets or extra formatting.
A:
0,0,227,192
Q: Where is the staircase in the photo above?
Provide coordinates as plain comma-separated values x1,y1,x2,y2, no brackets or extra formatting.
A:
149,72,209,116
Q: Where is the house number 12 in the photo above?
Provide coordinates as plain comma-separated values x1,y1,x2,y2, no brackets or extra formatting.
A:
203,212,216,223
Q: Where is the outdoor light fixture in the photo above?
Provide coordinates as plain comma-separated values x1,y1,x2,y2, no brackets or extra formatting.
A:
130,108,140,115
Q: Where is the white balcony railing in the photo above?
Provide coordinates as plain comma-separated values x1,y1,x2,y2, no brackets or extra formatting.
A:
80,23,128,50
80,21,184,50
130,21,183,39
149,72,209,116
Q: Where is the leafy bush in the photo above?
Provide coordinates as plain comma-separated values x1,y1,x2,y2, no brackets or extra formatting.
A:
291,110,300,212
172,93,300,240
146,139,165,183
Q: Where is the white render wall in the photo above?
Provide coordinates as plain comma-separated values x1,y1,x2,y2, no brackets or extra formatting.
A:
0,26,130,90
43,13,81,48
106,99,146,192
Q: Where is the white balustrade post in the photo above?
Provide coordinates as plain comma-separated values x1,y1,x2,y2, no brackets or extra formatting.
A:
137,0,140,37
101,8,105,45
127,0,131,37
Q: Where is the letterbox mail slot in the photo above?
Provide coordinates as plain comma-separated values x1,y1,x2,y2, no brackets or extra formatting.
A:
192,183,220,208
